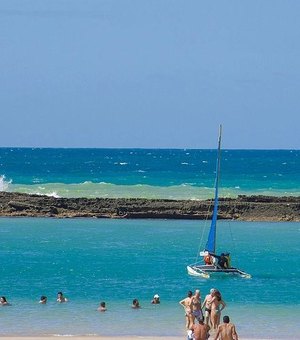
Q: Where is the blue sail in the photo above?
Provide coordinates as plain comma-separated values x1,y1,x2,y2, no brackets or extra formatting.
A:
205,125,222,254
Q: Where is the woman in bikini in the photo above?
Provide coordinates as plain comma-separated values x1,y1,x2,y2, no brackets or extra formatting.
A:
191,289,204,323
179,290,193,330
210,290,226,330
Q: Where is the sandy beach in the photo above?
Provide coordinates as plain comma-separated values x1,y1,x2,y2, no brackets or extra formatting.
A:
1,336,182,340
1,336,279,340
0,337,262,340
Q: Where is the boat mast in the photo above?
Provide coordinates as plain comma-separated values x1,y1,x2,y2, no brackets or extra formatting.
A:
205,124,222,254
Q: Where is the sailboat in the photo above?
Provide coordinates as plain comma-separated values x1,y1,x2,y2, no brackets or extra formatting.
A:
187,125,251,279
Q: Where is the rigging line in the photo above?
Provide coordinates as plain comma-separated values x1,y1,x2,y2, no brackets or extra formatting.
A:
228,200,238,265
228,221,238,263
194,197,213,263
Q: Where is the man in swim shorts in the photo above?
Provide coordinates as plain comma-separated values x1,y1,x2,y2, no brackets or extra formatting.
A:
214,315,238,340
201,288,215,325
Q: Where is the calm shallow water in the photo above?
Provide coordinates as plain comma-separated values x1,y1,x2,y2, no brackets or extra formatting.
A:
0,218,299,338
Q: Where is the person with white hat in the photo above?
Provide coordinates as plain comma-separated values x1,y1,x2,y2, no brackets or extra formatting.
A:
151,294,160,304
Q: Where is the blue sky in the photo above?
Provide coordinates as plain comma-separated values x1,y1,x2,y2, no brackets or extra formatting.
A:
1,0,299,149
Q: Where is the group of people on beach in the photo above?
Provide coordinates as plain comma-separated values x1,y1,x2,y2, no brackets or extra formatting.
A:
2,289,238,339
179,288,238,340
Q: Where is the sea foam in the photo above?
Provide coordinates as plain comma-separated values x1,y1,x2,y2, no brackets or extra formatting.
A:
8,181,299,200
0,175,11,191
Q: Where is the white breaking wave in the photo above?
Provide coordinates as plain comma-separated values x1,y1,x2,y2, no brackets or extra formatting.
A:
0,175,12,191
4,178,300,200
35,191,60,198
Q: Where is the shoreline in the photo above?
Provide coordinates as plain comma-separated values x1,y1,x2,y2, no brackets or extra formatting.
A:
0,192,299,221
0,337,183,339
0,337,266,340
0,337,270,340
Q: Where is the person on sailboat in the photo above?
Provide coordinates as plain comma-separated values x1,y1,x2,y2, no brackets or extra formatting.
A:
208,253,228,269
218,253,229,269
204,254,213,265
224,253,231,268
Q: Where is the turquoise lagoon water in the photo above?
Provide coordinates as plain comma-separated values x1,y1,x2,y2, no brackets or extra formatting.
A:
0,218,299,338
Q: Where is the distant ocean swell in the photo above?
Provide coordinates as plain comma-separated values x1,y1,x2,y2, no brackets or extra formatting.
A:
0,148,299,199
1,176,299,200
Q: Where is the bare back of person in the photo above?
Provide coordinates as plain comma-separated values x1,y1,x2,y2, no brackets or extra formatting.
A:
179,292,193,330
215,323,238,340
192,322,210,340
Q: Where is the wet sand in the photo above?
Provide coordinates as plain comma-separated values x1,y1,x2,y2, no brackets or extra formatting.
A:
0,338,183,340
0,337,264,340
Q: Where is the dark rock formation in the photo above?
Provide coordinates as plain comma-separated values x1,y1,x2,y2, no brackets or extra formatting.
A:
0,192,299,221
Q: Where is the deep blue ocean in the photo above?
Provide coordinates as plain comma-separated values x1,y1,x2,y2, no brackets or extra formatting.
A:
0,148,299,338
0,148,299,199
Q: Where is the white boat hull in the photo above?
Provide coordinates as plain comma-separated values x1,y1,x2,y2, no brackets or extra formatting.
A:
187,264,251,279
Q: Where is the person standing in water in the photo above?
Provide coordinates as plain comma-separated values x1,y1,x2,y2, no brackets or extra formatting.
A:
214,315,238,340
179,290,193,330
191,289,204,323
131,299,140,308
190,320,210,340
0,296,11,306
97,301,107,311
202,288,216,326
210,290,226,330
57,292,68,303
39,296,47,304
151,294,160,304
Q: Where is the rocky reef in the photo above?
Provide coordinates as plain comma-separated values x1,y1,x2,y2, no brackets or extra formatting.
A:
0,192,299,221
